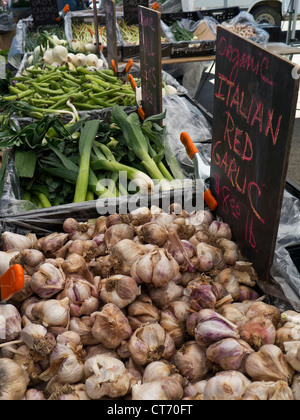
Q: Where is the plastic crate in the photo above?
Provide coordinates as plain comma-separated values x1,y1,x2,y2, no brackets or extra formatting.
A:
286,244,300,274
170,40,215,58
198,7,241,23
122,42,172,61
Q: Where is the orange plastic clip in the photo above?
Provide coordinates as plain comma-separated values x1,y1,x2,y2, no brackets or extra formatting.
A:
128,74,137,90
111,59,118,75
89,28,94,37
180,131,198,160
152,2,159,10
125,59,134,74
0,264,24,302
204,190,218,212
138,107,145,120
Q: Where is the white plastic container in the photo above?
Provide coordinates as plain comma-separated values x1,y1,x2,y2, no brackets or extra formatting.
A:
181,0,196,12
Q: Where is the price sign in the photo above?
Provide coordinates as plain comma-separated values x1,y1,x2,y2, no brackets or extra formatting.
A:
210,26,299,283
30,0,59,26
139,6,162,120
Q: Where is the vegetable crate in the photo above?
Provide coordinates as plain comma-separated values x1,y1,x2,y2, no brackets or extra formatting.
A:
161,7,240,59
64,11,123,62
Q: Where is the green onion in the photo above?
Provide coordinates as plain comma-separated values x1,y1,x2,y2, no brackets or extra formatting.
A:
73,120,100,203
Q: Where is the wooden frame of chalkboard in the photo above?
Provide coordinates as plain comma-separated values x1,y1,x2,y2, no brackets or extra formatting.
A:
139,6,162,120
105,0,118,66
29,0,59,27
210,26,299,283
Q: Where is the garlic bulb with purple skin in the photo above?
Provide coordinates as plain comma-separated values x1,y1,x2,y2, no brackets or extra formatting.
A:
68,240,102,261
69,316,99,346
206,338,254,372
195,243,224,272
128,322,176,366
99,275,141,309
91,303,132,349
127,294,160,330
84,355,131,399
57,276,99,317
245,344,295,384
208,221,232,240
9,249,45,275
160,301,191,348
189,230,210,247
194,309,240,347
186,281,225,311
215,268,241,301
276,323,300,350
238,285,260,302
131,248,179,288
142,360,182,384
284,341,300,372
138,222,169,247
188,210,214,230
163,230,196,273
30,263,66,299
62,253,94,284
0,358,29,400
0,304,21,343
130,207,152,226
63,218,95,240
1,232,36,252
36,232,69,257
245,301,281,327
21,316,56,356
104,224,134,250
173,341,210,382
9,274,32,304
132,376,183,400
238,316,276,350
203,370,251,400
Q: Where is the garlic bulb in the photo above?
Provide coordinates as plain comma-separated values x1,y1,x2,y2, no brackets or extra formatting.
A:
132,377,183,400
163,230,196,272
142,360,182,384
186,281,224,311
208,221,232,240
30,263,65,299
110,239,148,275
99,275,141,308
13,344,43,386
195,242,224,271
127,294,160,330
188,210,214,229
217,302,247,325
31,297,70,328
48,383,90,400
238,316,276,350
183,380,207,400
203,370,251,400
63,218,95,241
104,224,134,250
0,358,29,400
160,301,191,348
128,322,175,366
69,317,98,346
245,344,295,384
284,341,300,372
291,373,300,400
91,303,132,349
62,253,94,283
215,268,241,300
173,341,210,381
149,280,183,310
37,232,69,256
84,355,130,399
0,303,21,343
243,380,294,400
21,316,56,356
245,301,281,327
131,248,179,288
58,276,99,317
23,389,46,400
206,338,254,372
1,232,36,251
138,222,168,247
216,238,239,265
194,309,240,347
9,249,45,275
130,207,152,226
0,250,19,276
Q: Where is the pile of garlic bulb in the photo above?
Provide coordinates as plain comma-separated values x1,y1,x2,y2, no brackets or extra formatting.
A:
0,204,300,400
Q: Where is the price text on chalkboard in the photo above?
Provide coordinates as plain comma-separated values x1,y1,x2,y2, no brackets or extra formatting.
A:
124,0,149,24
139,6,162,120
106,0,118,66
30,0,59,26
210,26,299,283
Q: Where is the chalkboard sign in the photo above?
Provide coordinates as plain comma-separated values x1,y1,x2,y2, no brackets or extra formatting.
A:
106,0,118,65
124,0,149,25
210,26,299,283
139,6,162,120
30,0,59,26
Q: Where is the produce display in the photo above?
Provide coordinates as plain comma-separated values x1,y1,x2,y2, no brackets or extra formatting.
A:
0,207,299,400
72,22,108,47
0,106,173,207
118,19,170,45
25,27,67,53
